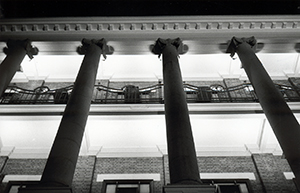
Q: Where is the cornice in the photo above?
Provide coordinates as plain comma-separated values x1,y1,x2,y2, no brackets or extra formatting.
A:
1,15,300,55
1,15,300,34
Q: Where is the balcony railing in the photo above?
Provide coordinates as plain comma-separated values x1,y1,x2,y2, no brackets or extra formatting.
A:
1,82,300,105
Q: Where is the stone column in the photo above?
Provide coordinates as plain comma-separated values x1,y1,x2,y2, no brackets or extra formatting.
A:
152,38,201,185
227,36,300,190
0,39,38,97
17,39,111,193
152,38,215,193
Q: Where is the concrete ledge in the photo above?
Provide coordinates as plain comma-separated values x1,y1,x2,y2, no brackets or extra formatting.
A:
284,172,295,180
18,186,72,193
2,175,41,183
96,174,161,182
200,173,256,180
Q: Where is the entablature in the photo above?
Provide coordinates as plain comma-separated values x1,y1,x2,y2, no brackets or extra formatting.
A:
1,15,300,55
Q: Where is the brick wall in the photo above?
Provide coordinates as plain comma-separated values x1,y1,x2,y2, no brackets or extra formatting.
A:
108,81,160,89
11,81,74,90
91,157,164,193
0,156,7,172
289,77,300,87
163,155,169,185
199,156,264,193
73,156,96,193
273,155,297,192
10,80,45,90
0,154,298,193
0,156,8,192
252,154,297,193
93,79,110,102
44,82,75,89
0,156,95,193
223,78,254,101
7,78,300,104
164,155,299,192
184,80,225,87
0,158,46,193
106,81,162,103
2,158,46,175
164,155,264,192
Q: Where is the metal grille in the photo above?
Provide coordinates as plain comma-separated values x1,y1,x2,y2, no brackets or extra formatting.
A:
1,82,300,104
0,85,72,104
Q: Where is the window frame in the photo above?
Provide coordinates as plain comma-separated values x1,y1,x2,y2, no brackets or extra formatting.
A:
3,181,40,193
102,180,154,193
201,179,253,193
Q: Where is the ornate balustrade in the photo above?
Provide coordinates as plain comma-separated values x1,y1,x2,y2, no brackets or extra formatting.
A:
1,82,299,104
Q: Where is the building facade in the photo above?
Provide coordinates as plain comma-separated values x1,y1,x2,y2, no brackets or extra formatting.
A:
1,15,300,192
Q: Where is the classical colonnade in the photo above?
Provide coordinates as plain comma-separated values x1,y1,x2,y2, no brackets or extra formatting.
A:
1,37,300,192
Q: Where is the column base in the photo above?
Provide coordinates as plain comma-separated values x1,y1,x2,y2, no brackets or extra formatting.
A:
18,186,72,193
163,184,217,193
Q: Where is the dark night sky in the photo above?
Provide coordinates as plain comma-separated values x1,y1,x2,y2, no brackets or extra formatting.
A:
0,0,300,18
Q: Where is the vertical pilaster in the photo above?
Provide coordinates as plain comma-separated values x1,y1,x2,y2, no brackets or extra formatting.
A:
252,154,295,193
227,36,300,190
152,38,201,185
0,39,38,97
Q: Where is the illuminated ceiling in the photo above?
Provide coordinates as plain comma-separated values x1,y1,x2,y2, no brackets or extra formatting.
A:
10,52,300,82
0,16,299,82
1,16,300,158
2,103,297,158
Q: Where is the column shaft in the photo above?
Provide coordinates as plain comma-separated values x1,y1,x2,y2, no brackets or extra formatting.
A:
230,37,300,186
155,39,201,185
0,39,37,97
40,41,102,187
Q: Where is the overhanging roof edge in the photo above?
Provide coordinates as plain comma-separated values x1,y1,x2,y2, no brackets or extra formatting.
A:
1,15,300,23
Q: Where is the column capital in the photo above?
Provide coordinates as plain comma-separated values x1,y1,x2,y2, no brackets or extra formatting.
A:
3,39,39,59
76,38,114,59
226,36,257,58
150,38,188,58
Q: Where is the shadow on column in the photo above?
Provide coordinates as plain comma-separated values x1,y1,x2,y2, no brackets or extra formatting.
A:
151,38,216,193
227,36,300,192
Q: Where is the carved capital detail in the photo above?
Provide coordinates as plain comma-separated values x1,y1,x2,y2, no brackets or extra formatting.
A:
3,39,39,59
76,38,114,59
226,36,257,58
150,38,188,58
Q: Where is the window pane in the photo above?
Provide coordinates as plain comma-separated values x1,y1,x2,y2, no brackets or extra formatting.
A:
103,180,153,193
117,187,138,193
106,184,117,193
239,184,249,193
219,185,241,193
140,184,150,193
8,185,19,193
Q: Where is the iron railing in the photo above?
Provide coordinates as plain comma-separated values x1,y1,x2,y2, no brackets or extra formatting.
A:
0,85,72,104
1,82,300,104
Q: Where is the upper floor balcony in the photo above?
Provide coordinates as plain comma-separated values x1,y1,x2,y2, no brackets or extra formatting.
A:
2,78,300,105
2,16,300,113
